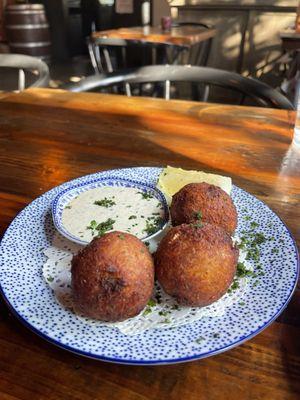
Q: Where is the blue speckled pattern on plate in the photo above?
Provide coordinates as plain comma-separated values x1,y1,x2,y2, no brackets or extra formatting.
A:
0,167,299,365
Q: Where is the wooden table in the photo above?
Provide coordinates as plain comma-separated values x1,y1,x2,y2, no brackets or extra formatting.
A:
92,25,216,47
90,25,217,73
280,29,300,51
0,89,299,400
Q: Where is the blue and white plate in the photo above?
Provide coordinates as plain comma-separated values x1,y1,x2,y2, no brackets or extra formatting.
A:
52,176,169,245
0,167,299,365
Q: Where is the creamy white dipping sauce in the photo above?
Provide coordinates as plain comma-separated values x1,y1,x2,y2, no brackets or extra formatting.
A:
62,186,165,242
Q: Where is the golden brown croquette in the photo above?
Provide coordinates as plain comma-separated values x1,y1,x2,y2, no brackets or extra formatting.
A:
72,231,154,322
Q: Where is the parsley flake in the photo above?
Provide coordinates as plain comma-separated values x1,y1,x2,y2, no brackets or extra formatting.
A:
139,191,154,200
94,198,116,208
194,210,202,221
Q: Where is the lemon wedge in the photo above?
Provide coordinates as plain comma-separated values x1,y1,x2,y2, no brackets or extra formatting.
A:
157,166,232,204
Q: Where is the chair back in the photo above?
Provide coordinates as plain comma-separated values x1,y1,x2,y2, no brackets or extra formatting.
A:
65,65,294,110
0,54,49,91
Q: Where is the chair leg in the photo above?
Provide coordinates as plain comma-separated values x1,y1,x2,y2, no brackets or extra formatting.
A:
164,80,171,100
203,38,212,66
103,47,113,73
125,82,131,97
195,42,205,66
18,69,25,91
88,42,99,73
191,83,199,101
94,45,104,72
152,46,157,65
121,46,127,68
202,85,210,102
195,39,212,67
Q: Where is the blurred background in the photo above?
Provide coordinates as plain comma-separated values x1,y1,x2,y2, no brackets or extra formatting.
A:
0,0,299,105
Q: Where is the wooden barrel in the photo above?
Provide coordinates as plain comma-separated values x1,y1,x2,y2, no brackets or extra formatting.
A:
5,4,51,60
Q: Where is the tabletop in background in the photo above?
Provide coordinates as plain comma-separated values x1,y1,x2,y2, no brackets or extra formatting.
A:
92,25,217,46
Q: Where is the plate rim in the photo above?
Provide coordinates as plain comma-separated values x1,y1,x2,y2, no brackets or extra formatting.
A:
0,167,299,365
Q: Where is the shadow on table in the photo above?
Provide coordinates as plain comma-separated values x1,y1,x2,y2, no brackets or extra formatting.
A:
0,90,294,200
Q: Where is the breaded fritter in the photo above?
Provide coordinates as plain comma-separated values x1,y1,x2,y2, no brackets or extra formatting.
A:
155,223,238,307
72,231,154,322
170,182,237,235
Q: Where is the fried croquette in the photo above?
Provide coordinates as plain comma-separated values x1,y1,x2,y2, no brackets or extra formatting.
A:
71,231,154,322
170,182,237,235
155,223,239,307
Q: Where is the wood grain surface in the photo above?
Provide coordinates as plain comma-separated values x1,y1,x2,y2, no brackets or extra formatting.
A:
92,25,216,46
0,89,299,400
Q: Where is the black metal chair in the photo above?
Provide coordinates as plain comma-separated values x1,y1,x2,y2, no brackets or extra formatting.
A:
172,22,214,67
0,54,49,91
64,65,294,110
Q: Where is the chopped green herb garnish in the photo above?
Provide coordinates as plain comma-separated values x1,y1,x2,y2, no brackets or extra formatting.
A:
147,299,156,307
239,301,245,306
213,333,220,338
236,262,255,278
171,304,180,311
87,220,98,230
95,218,115,237
94,198,116,208
129,215,137,220
118,234,125,240
143,217,163,236
238,231,267,263
246,246,260,262
139,191,154,200
65,205,72,209
159,310,169,317
195,336,205,344
162,318,171,324
228,280,239,293
193,222,203,229
143,307,152,316
47,276,54,282
194,211,202,221
253,232,267,245
144,241,150,247
250,221,259,229
244,215,251,221
271,248,279,254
